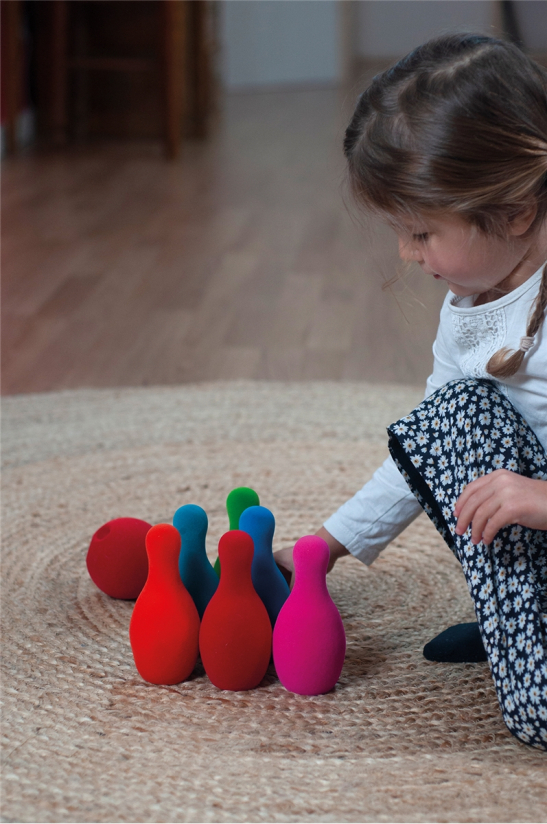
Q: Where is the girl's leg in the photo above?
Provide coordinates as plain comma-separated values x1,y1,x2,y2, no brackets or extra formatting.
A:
387,378,547,750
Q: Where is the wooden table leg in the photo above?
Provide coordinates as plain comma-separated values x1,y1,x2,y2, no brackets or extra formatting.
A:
2,0,23,155
50,0,68,146
162,0,187,160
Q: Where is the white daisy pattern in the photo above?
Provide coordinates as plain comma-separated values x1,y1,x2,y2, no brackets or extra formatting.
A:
387,379,547,750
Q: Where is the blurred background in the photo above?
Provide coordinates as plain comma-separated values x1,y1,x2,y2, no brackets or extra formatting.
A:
2,0,546,395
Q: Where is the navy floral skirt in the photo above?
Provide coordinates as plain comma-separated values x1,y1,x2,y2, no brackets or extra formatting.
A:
387,379,547,750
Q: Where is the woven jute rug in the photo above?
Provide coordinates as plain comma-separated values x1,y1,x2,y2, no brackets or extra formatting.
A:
2,382,546,823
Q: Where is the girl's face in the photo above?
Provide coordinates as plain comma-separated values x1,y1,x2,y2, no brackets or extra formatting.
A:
395,212,538,299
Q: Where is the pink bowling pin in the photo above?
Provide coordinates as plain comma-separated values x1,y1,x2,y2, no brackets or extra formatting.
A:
273,535,346,695
129,523,200,685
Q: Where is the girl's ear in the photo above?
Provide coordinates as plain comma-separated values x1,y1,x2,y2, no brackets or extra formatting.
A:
508,201,538,236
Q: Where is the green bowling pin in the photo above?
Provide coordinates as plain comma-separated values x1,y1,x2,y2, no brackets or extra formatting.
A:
214,486,260,576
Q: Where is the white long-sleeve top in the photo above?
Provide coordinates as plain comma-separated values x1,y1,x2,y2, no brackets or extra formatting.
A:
324,264,547,565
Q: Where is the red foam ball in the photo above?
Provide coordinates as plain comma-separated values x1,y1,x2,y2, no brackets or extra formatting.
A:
86,518,151,599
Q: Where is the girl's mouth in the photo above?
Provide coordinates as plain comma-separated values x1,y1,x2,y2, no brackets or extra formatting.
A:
433,273,442,279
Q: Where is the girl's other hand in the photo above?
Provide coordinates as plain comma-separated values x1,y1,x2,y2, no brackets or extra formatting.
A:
273,545,295,587
454,469,547,545
273,527,349,588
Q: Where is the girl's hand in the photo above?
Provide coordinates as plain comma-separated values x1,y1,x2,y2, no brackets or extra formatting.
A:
273,545,295,587
273,527,349,588
454,470,547,545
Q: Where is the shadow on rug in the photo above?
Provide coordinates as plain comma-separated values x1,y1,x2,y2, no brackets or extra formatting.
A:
2,383,546,822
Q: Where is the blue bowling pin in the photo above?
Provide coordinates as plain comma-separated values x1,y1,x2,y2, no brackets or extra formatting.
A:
239,505,290,627
173,504,218,619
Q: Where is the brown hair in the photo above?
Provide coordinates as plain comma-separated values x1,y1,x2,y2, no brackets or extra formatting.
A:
344,33,547,378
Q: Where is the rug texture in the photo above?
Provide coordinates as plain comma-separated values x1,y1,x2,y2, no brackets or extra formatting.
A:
2,382,546,823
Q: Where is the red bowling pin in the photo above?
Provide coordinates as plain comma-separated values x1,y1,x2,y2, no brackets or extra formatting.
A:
129,523,200,685
273,535,346,695
199,530,272,691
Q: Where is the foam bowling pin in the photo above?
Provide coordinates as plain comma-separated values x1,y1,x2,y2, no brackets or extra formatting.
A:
86,517,151,599
200,530,271,690
213,486,260,575
273,535,346,695
239,506,289,627
129,523,200,685
173,504,218,619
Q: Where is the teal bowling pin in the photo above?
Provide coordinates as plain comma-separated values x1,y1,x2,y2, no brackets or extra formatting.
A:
239,506,289,627
214,486,260,576
174,504,218,619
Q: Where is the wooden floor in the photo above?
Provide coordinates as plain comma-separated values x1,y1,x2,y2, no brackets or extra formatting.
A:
2,83,447,395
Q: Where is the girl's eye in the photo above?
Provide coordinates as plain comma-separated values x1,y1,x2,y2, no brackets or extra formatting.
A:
413,233,429,242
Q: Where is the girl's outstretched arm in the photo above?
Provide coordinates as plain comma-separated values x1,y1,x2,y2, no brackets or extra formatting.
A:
454,470,547,545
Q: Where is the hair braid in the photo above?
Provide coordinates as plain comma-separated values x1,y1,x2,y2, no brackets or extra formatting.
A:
486,263,547,378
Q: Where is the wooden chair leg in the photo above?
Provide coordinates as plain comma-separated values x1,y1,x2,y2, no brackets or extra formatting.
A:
50,0,69,146
2,0,23,154
189,0,210,140
162,0,187,160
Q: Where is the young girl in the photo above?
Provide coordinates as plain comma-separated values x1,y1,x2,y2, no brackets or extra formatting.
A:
275,33,547,750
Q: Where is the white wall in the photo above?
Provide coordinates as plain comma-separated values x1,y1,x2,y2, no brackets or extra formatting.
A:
219,0,343,91
218,1,547,93
516,1,547,51
354,1,496,59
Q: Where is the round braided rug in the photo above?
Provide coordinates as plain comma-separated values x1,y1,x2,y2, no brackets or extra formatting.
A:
2,382,546,823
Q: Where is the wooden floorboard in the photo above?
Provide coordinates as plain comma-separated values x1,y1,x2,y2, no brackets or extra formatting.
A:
1,83,447,395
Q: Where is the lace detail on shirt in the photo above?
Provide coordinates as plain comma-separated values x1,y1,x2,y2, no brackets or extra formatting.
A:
451,308,507,378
